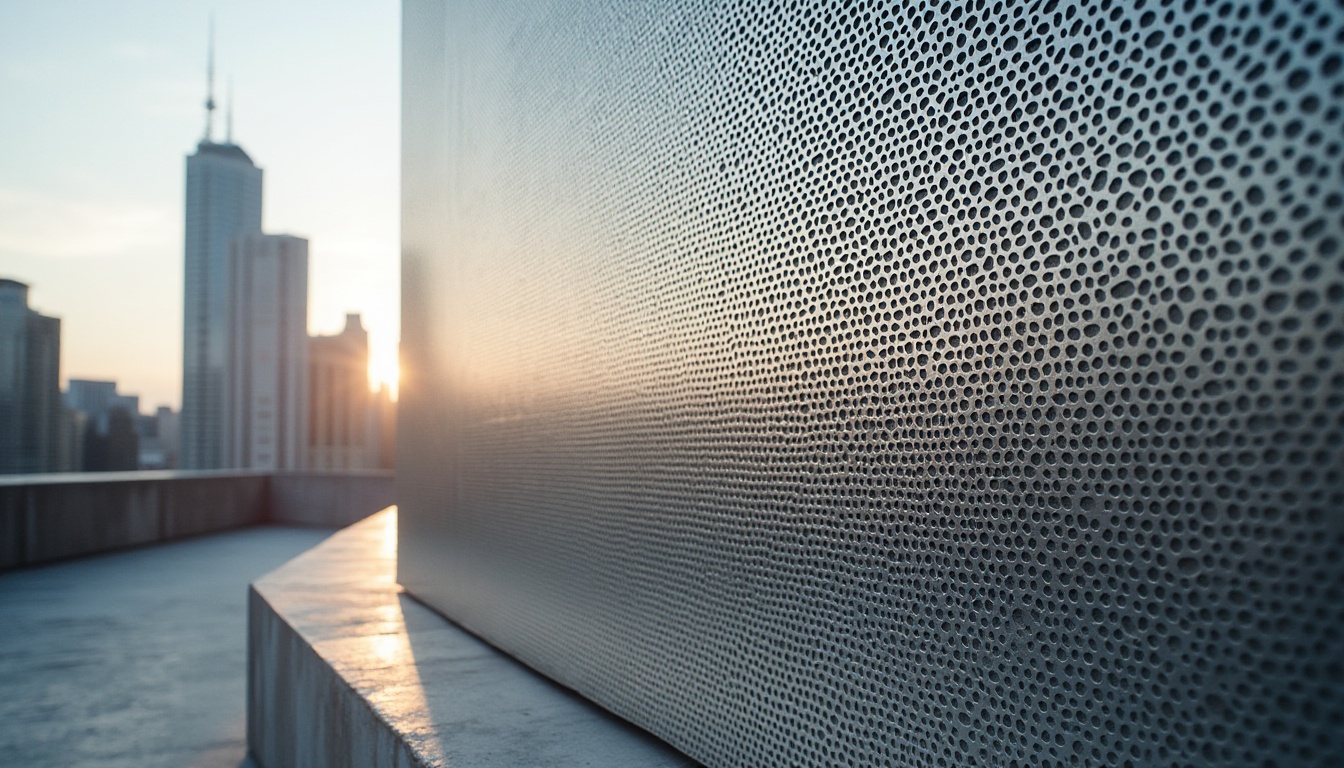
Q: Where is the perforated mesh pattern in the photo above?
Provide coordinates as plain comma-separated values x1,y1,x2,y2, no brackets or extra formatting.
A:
399,1,1344,765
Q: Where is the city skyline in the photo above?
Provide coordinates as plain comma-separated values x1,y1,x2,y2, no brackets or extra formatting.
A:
0,0,400,410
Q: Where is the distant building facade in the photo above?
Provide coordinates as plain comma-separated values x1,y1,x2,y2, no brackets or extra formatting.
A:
86,408,140,472
65,378,142,472
372,384,396,470
228,233,308,470
66,379,119,432
59,409,86,473
181,140,263,469
0,279,62,474
307,314,378,470
138,406,180,470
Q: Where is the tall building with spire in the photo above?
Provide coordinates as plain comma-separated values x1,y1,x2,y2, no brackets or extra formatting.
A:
180,30,263,469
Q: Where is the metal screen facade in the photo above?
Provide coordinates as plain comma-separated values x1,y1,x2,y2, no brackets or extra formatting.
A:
399,2,1344,765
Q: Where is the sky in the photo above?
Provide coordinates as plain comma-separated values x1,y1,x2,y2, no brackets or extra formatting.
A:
0,0,401,410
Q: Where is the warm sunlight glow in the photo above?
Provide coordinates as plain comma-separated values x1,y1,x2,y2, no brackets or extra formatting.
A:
380,508,398,559
369,341,400,400
366,633,408,665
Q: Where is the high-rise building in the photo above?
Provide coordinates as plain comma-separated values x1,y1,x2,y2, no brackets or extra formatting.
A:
0,279,62,474
138,406,180,470
58,409,86,473
180,43,263,469
307,313,376,470
65,379,144,472
372,383,396,470
65,379,119,429
228,233,308,470
83,407,140,472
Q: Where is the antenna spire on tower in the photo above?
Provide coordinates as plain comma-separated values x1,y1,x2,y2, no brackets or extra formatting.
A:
204,15,216,142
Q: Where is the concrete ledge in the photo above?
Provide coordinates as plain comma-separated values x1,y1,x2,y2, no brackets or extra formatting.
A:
0,470,394,570
247,508,695,768
268,471,396,529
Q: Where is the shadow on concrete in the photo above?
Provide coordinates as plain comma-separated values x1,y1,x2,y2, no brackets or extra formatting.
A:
397,580,700,765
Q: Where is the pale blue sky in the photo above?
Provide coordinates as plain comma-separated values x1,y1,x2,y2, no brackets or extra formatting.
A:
0,0,401,409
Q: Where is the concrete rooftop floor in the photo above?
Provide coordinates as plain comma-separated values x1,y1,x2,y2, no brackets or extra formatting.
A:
0,526,331,768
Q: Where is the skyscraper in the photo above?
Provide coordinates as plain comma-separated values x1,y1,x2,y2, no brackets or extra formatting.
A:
307,313,375,470
228,233,309,470
65,379,119,431
180,41,263,469
0,279,62,474
65,379,145,471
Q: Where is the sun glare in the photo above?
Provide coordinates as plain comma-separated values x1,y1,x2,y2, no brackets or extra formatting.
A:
369,351,399,399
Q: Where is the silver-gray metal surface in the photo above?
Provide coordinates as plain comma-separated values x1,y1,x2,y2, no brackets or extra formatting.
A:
399,2,1344,766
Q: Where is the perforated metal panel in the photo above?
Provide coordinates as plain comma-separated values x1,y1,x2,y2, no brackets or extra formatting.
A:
398,1,1344,766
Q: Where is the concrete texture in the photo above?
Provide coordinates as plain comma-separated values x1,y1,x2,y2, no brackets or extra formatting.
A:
267,472,395,529
0,525,331,768
0,472,267,569
249,509,697,768
0,471,393,570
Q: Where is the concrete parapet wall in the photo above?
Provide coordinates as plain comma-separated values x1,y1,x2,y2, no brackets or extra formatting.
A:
268,471,396,529
248,585,429,768
0,471,394,571
247,509,693,768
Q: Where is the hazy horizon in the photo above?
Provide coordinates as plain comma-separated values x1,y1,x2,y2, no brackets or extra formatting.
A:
0,0,401,410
